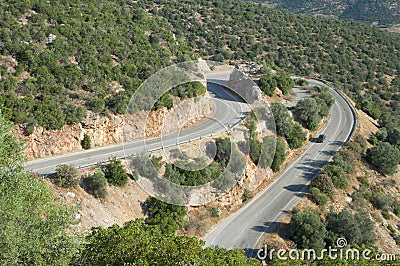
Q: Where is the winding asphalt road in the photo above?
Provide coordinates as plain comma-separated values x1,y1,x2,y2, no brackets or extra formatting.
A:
26,73,356,256
202,79,356,257
25,71,247,175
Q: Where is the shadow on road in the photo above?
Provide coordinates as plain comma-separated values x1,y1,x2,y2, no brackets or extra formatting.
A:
207,81,245,103
247,220,291,258
244,247,261,259
320,150,336,156
294,159,331,183
302,159,328,168
283,184,308,198
251,221,282,233
329,140,345,147
283,184,309,193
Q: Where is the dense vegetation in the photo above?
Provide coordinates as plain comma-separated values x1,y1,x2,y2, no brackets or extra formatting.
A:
288,208,375,252
102,157,129,186
295,133,400,262
2,0,400,263
0,114,79,265
142,197,187,235
367,128,400,176
83,169,108,198
166,137,246,191
253,0,400,27
2,0,399,175
242,112,286,171
259,72,294,96
53,164,80,188
0,112,262,265
74,219,259,266
0,0,201,130
2,0,399,134
139,0,399,132
271,102,307,149
164,161,222,187
294,86,334,130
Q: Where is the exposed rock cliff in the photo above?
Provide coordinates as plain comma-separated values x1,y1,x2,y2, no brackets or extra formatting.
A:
225,68,263,104
22,96,213,159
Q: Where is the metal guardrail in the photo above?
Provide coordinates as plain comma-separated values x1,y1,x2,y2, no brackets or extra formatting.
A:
77,77,358,172
306,76,358,142
53,78,356,174
76,116,248,171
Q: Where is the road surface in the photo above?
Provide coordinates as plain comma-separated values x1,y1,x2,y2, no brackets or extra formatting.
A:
25,71,248,175
202,79,356,257
26,73,356,257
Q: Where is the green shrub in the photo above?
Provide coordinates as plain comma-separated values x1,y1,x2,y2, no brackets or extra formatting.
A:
153,94,173,110
322,165,348,189
143,197,187,234
275,72,294,95
376,128,388,141
208,207,221,217
259,73,277,96
271,138,286,172
311,174,335,197
81,133,91,150
366,142,400,176
382,211,391,220
326,208,376,247
368,134,379,145
83,169,108,198
87,98,105,113
242,189,251,202
393,204,400,217
54,164,80,188
150,155,163,171
214,137,232,168
369,192,395,212
358,177,371,188
295,98,321,131
288,210,327,251
332,153,353,174
346,134,367,156
309,187,328,208
102,158,129,186
271,102,293,138
286,123,306,149
249,138,262,165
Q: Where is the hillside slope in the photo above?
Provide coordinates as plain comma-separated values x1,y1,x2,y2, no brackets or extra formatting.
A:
0,0,193,131
140,0,399,130
254,0,400,27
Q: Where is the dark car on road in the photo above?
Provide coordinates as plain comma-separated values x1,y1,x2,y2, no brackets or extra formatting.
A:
316,134,326,143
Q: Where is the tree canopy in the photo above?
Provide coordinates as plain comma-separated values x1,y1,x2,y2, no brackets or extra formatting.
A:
74,219,259,266
0,113,79,265
366,142,400,176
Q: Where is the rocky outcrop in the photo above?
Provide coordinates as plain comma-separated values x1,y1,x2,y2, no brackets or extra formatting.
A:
225,68,263,104
22,96,213,159
22,113,125,159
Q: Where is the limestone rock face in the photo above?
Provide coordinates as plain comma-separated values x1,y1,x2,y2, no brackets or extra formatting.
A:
22,96,213,159
225,69,263,104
